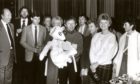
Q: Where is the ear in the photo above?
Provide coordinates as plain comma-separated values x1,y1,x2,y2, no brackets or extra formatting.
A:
1,15,3,19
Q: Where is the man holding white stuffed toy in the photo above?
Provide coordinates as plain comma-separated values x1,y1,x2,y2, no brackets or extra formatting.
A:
58,16,83,84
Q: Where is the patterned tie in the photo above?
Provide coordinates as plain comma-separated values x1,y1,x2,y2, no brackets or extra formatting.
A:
22,20,25,28
6,24,14,48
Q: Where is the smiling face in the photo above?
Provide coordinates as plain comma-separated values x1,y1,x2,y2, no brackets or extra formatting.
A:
123,22,133,32
65,19,77,32
99,19,110,31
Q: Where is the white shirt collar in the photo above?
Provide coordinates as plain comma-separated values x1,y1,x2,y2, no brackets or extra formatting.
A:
1,19,7,27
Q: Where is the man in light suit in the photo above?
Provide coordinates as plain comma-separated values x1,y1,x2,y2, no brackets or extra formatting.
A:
0,8,16,84
20,11,47,84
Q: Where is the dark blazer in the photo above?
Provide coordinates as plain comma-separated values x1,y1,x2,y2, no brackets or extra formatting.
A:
0,20,16,67
14,18,32,30
80,34,92,69
77,24,89,37
20,24,47,62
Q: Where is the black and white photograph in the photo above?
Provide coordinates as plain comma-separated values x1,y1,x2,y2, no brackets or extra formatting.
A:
0,0,140,84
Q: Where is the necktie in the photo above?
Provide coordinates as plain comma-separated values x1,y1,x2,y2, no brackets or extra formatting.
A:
35,26,37,48
22,20,25,28
124,35,129,50
6,24,14,48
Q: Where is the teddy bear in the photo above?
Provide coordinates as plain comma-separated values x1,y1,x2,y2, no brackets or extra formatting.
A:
39,26,78,77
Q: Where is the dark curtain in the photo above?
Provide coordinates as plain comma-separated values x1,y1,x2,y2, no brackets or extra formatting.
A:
115,0,140,32
24,0,51,16
115,0,140,18
58,0,86,19
33,0,51,16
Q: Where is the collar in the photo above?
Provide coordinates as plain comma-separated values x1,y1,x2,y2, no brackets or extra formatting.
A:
1,19,7,26
32,24,39,28
21,18,28,22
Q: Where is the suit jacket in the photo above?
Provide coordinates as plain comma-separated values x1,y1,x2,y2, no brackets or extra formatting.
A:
77,24,89,37
0,20,16,67
20,24,47,62
80,34,92,69
14,17,32,30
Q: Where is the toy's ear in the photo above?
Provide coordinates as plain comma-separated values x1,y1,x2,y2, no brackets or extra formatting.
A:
61,26,65,31
49,27,56,36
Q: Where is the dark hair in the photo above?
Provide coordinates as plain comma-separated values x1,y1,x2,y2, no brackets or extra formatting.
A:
123,17,136,30
79,15,89,21
42,16,52,25
31,11,40,18
19,6,30,15
65,16,77,24
98,13,112,25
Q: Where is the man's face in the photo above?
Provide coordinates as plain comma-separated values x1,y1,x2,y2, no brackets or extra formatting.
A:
79,16,86,25
123,22,133,32
52,19,62,27
99,19,110,31
20,8,29,18
1,9,12,24
44,17,51,27
88,23,96,34
65,19,76,32
31,16,40,25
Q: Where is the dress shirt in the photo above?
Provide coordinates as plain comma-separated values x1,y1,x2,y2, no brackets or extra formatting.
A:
78,24,86,35
89,32,118,65
20,18,28,28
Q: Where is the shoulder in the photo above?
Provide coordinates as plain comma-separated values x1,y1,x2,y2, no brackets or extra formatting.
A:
108,32,116,38
23,25,31,30
9,23,14,27
74,31,83,39
39,25,46,30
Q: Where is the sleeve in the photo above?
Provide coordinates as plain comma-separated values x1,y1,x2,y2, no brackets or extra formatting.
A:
20,27,35,52
39,41,52,61
75,34,83,61
97,35,118,64
138,34,140,60
89,34,98,65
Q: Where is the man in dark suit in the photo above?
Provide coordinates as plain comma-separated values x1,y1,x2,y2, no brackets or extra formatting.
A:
77,15,89,37
0,8,16,84
13,7,31,84
20,11,47,84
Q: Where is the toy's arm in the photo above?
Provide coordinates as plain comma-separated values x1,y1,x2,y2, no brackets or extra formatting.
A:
39,41,52,61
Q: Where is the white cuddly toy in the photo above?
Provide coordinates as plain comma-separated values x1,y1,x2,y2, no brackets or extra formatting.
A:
39,26,77,75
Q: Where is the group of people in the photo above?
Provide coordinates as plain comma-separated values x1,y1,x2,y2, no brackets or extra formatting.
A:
0,6,140,84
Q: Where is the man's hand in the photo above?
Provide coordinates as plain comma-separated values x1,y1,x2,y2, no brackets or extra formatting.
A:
17,28,22,33
90,62,99,73
81,68,88,76
34,48,41,54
